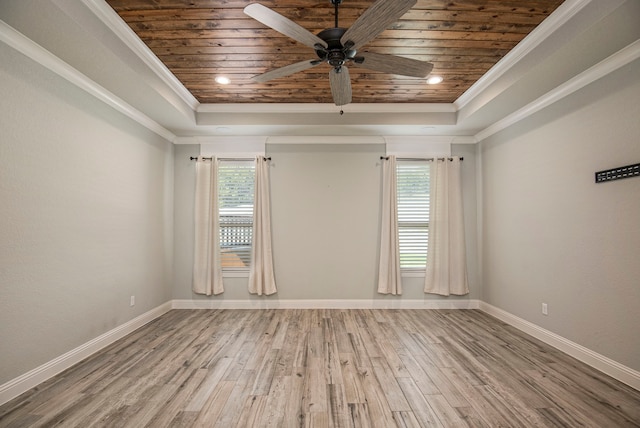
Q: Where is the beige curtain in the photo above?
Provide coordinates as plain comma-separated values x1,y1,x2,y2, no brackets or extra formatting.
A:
424,157,469,295
377,155,402,295
248,156,277,296
193,156,224,295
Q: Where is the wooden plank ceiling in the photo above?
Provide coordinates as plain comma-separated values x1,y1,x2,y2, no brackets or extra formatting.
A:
106,0,565,104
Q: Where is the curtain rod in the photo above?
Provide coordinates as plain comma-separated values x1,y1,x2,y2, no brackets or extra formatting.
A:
380,156,463,161
190,156,271,161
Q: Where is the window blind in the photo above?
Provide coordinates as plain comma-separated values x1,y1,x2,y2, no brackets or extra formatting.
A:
218,160,255,269
396,161,430,268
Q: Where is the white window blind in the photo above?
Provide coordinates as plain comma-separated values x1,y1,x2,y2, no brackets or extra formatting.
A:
218,160,255,269
396,161,430,269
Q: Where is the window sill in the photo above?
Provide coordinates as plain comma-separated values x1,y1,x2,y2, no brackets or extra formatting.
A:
401,269,426,278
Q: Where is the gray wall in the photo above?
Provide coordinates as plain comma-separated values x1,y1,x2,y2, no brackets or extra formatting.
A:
172,143,479,302
479,58,640,371
0,44,174,384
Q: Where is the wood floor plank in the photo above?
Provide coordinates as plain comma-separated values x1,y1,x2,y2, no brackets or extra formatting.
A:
424,394,471,427
370,357,411,412
359,361,397,426
185,357,233,412
260,375,289,428
273,321,301,377
339,353,367,404
396,348,441,395
375,337,411,379
347,403,372,428
412,354,470,408
283,371,306,428
251,349,280,395
392,410,422,428
213,369,257,428
545,361,640,423
1,309,639,427
143,368,208,427
303,357,328,413
192,380,235,425
117,384,177,427
396,377,444,427
525,368,639,427
234,394,268,428
441,366,517,427
327,383,351,428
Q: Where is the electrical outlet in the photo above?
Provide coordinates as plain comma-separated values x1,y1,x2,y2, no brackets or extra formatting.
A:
130,295,135,307
542,303,548,316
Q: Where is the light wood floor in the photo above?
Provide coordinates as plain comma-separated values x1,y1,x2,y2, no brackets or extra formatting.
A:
1,309,639,427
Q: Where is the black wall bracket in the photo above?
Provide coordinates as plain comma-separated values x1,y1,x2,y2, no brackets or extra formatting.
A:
595,163,640,183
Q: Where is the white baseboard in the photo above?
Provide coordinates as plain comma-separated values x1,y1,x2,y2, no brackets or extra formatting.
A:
0,302,172,406
3,299,637,407
479,302,640,391
171,298,481,310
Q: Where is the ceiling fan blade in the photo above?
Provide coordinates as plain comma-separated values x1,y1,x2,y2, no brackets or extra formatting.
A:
341,0,416,51
329,67,352,106
244,3,327,50
352,52,433,78
253,59,321,83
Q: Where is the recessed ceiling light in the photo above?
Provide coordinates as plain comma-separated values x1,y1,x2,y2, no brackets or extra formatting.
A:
215,76,231,85
426,75,443,85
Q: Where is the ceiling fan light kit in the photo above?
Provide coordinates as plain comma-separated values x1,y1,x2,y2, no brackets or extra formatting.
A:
244,0,434,107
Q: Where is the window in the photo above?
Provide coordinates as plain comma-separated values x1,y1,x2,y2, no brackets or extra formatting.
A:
218,160,255,269
396,161,430,269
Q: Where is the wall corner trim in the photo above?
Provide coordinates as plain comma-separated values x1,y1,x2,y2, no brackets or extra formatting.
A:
0,302,172,406
479,301,640,391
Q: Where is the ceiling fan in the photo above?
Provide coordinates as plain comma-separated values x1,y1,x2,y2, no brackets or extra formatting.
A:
244,0,434,106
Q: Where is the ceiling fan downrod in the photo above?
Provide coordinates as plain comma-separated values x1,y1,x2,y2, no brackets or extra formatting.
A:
330,0,342,28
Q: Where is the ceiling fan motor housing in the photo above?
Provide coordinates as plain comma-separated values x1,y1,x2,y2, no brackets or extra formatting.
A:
315,28,357,68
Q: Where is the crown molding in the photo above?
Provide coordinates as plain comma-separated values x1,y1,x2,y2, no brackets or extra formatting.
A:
174,135,477,146
454,0,592,111
0,20,176,142
475,39,640,142
82,0,199,111
197,103,456,114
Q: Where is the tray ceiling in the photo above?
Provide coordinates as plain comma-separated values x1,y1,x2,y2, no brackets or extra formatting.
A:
105,0,565,105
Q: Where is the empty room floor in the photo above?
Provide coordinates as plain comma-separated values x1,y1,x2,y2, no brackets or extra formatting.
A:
1,309,639,427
